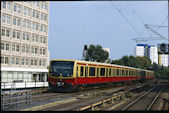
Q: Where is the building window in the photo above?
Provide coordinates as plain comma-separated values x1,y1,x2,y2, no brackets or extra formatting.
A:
1,56,4,64
6,29,10,37
39,60,42,66
22,58,25,65
2,15,11,24
27,33,29,40
11,57,15,64
32,22,39,31
6,16,10,24
13,18,16,25
23,32,29,41
2,15,6,23
17,19,20,26
3,1,6,9
22,46,25,52
17,31,20,39
16,58,19,65
43,49,45,55
31,47,34,54
2,1,11,10
1,28,11,38
24,7,30,17
13,31,16,38
40,48,42,54
23,20,30,28
35,36,38,42
13,17,21,27
5,57,9,64
41,2,47,11
40,25,46,33
14,4,21,14
25,58,29,65
32,10,39,19
34,60,37,66
31,59,33,65
35,48,38,54
16,45,20,52
12,44,15,51
1,43,5,50
33,1,39,8
26,46,29,53
6,43,9,51
1,42,10,51
41,13,47,21
2,29,5,36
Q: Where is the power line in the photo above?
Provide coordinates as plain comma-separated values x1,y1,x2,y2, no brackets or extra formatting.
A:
109,1,141,37
149,4,168,25
125,2,145,25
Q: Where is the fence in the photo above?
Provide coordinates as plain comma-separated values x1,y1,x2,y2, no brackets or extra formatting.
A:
1,82,48,90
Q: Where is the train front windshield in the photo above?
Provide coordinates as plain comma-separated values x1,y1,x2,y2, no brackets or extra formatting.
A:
50,61,74,77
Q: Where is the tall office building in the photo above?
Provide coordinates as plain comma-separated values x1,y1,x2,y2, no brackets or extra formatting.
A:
1,1,50,85
158,54,168,67
149,46,158,64
135,44,158,64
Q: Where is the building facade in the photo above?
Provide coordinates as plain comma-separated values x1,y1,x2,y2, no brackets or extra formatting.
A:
149,46,158,64
158,54,168,67
1,1,49,87
135,44,158,64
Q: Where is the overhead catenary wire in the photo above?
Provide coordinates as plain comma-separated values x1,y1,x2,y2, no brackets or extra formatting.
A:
109,1,141,37
149,4,168,25
140,4,168,37
125,2,145,25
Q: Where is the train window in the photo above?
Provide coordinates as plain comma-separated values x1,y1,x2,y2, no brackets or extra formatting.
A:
80,66,84,77
76,66,78,77
85,67,88,77
129,70,131,76
117,69,119,76
89,67,95,76
109,68,111,76
131,71,133,76
122,70,124,77
97,68,99,77
100,68,105,76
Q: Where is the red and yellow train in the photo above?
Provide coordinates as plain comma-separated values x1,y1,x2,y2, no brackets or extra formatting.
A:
48,59,154,92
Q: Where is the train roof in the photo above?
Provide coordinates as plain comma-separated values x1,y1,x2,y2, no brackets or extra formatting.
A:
50,59,153,72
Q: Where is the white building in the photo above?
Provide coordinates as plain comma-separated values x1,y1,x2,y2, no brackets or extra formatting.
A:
1,1,50,89
159,54,168,67
103,48,110,59
135,44,158,64
135,46,144,57
149,46,158,64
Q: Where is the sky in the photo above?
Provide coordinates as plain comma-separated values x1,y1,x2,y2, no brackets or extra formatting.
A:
49,1,168,60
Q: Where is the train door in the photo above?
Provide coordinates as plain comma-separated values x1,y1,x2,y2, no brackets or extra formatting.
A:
84,66,88,85
141,70,146,81
79,66,85,85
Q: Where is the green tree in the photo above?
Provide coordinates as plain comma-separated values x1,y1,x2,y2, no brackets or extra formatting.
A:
85,44,109,63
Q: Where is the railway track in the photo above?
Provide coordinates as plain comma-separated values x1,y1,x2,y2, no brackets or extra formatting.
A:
3,80,156,111
119,84,166,111
22,82,152,111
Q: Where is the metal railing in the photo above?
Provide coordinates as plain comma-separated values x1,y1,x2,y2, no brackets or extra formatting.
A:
1,81,48,90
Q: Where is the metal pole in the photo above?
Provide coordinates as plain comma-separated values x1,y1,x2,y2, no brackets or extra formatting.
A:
168,1,169,54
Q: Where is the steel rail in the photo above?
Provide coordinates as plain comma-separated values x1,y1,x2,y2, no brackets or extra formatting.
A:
146,87,164,110
121,86,156,111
